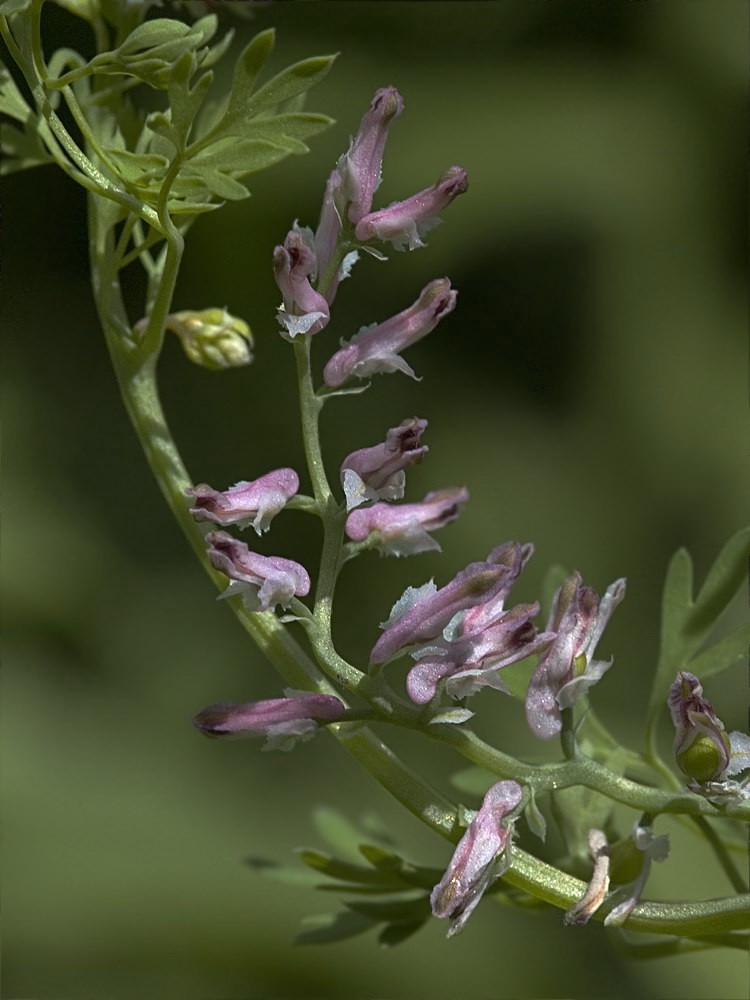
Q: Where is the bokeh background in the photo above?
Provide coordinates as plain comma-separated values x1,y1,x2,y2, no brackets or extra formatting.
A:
4,1,748,997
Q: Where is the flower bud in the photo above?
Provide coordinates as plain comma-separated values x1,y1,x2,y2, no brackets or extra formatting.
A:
345,486,468,558
323,278,457,387
192,692,346,752
149,308,253,370
668,671,731,783
354,165,469,251
340,417,428,511
431,781,522,937
273,230,330,339
206,530,310,612
186,468,299,535
338,86,404,225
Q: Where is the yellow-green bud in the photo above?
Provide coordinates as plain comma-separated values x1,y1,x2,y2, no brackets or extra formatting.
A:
608,835,646,885
676,731,730,784
166,308,254,370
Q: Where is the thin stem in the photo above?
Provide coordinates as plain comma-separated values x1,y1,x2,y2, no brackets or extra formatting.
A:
293,336,330,504
0,15,161,231
690,816,748,894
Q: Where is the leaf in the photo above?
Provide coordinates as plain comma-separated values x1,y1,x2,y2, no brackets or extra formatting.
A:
48,0,96,20
244,53,337,118
357,845,441,891
162,51,213,150
294,910,375,945
0,121,52,174
297,849,404,887
118,18,197,57
104,148,169,184
244,856,322,889
377,920,427,947
344,895,431,924
688,527,750,635
220,111,334,150
0,62,32,122
687,622,750,681
648,531,749,728
311,807,367,861
0,0,32,13
216,28,275,133
316,883,409,896
198,24,234,72
186,163,250,200
647,547,693,724
90,16,219,90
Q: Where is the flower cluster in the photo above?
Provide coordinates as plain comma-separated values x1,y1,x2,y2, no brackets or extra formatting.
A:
185,86,652,940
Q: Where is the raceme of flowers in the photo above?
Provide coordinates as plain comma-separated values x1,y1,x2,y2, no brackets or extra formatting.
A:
181,86,750,939
185,85,627,745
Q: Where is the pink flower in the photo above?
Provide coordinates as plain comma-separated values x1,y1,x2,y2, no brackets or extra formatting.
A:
323,278,457,387
338,86,404,225
406,601,554,705
186,468,299,535
206,530,310,612
370,542,530,665
355,165,468,251
273,230,330,339
192,692,346,751
431,781,522,936
340,418,428,511
346,486,468,558
525,573,626,740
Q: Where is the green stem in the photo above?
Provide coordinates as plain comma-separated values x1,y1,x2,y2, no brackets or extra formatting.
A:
690,816,748,894
414,722,750,821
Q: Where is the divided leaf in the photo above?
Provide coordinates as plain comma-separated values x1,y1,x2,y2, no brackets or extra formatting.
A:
648,528,749,729
294,910,376,946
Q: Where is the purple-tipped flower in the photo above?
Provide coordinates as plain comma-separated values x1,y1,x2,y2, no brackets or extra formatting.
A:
525,573,626,740
186,469,299,535
323,278,457,387
430,780,522,937
340,417,428,511
273,230,330,339
346,486,468,558
370,542,531,665
407,601,555,704
667,672,750,797
338,86,404,225
192,692,346,752
668,671,731,783
206,530,310,612
355,165,469,251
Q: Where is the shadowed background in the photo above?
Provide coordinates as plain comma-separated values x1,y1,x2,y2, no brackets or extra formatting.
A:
3,1,748,997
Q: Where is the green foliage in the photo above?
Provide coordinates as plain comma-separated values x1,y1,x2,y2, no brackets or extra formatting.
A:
248,809,442,947
1,4,334,220
0,0,32,15
648,527,750,729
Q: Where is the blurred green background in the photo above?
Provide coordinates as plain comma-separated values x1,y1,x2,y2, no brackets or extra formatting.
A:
4,1,748,997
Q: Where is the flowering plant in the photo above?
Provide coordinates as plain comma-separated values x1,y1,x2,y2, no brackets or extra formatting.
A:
3,0,747,974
